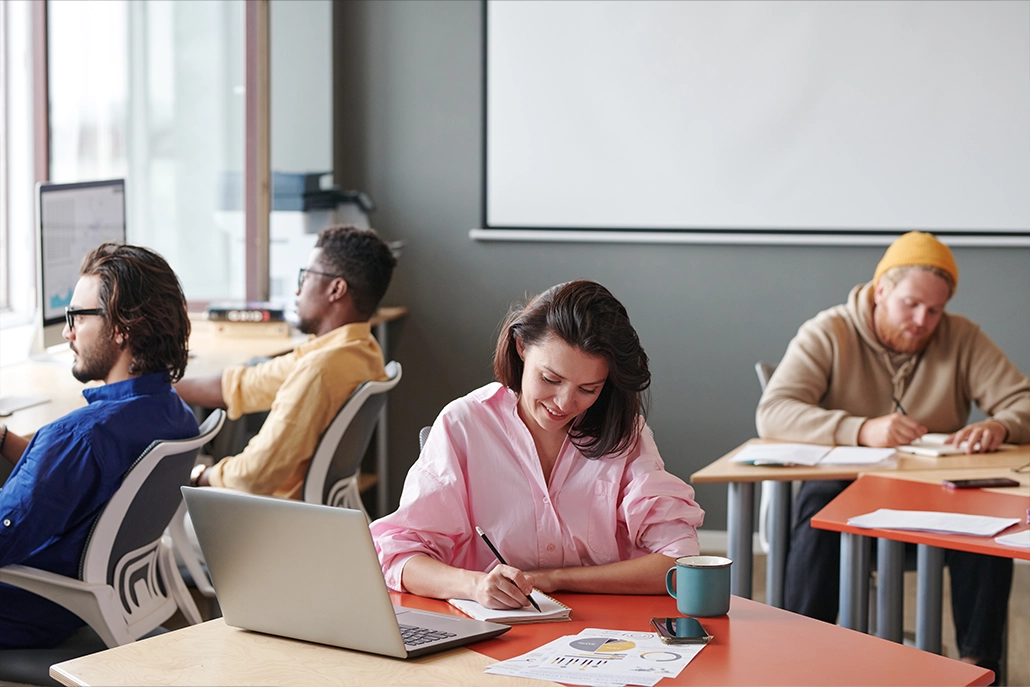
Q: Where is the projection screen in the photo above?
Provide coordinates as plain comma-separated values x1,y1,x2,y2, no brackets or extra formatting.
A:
483,1,1030,242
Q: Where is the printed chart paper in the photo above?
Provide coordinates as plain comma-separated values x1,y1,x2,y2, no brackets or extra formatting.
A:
485,627,704,686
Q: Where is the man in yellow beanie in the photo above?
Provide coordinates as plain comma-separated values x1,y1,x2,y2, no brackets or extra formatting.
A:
756,231,1030,679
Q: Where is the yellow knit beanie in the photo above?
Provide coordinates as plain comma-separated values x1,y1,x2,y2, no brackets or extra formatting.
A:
873,231,958,289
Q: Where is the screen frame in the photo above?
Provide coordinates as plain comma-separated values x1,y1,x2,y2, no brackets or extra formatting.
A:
36,178,127,345
480,0,1030,247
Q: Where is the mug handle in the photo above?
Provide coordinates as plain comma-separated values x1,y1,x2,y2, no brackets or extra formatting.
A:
665,566,677,598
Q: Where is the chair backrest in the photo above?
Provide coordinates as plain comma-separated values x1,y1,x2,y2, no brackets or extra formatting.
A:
418,425,432,452
755,361,777,392
303,361,402,506
78,410,225,614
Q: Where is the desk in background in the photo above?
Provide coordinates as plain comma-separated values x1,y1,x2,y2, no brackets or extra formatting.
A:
0,306,407,516
50,593,992,686
811,472,1030,653
690,440,1030,606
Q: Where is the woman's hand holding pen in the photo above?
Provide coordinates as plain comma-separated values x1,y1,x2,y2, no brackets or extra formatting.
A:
473,565,536,610
858,413,927,448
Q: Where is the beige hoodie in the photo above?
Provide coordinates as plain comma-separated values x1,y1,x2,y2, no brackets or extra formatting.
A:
756,283,1030,446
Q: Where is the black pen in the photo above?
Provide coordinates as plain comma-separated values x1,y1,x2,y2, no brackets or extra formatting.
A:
475,526,541,612
892,396,907,416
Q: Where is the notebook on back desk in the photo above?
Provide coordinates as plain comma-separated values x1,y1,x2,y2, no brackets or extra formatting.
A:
181,487,509,658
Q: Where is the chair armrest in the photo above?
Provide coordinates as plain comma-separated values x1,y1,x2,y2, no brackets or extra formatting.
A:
0,564,105,593
0,564,127,647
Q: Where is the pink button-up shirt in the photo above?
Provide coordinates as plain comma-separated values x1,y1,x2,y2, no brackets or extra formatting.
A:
371,383,704,591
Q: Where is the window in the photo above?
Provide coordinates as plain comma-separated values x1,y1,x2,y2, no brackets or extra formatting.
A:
47,0,246,300
0,0,36,323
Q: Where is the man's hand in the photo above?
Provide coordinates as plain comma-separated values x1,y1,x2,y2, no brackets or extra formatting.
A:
473,565,535,610
857,413,928,448
0,425,29,464
946,419,1007,454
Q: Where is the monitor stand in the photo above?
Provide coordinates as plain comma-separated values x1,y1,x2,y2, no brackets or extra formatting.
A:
27,320,73,366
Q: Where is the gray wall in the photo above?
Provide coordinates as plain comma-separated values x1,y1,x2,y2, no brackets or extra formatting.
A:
333,1,1030,529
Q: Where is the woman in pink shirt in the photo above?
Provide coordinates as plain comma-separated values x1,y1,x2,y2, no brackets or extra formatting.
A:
371,280,704,609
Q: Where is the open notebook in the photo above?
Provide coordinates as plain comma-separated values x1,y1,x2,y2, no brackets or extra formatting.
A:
897,433,1017,457
449,591,571,624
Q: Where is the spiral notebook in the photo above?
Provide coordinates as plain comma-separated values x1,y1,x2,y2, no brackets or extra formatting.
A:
449,591,572,624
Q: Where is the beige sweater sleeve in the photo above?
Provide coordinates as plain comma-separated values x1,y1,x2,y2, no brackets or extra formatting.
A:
964,327,1030,444
755,314,867,446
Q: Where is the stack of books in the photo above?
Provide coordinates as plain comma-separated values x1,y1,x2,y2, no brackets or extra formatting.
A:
206,302,290,338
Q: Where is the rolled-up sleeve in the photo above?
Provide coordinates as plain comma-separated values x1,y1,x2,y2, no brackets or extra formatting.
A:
220,354,295,421
618,428,704,560
370,420,475,591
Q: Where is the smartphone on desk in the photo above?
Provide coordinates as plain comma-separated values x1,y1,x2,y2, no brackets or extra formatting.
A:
650,617,712,644
942,477,1020,489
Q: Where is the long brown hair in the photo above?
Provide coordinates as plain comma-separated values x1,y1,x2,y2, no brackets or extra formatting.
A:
494,280,650,458
81,243,190,382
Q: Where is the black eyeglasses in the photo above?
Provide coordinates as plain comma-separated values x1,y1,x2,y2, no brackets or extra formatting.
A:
297,267,344,289
65,307,104,330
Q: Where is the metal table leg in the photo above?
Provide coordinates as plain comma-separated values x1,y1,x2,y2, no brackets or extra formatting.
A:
374,320,390,518
727,481,754,599
916,544,944,654
876,538,904,642
765,480,792,608
839,532,871,632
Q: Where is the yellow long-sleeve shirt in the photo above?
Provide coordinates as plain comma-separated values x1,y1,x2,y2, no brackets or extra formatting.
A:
206,322,388,499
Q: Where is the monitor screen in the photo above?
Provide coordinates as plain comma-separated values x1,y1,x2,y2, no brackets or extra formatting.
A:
37,179,126,335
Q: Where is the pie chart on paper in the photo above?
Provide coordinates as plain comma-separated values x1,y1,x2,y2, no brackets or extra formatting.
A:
569,637,637,652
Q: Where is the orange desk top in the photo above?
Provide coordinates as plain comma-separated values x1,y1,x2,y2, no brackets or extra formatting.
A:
393,592,991,686
811,473,1030,561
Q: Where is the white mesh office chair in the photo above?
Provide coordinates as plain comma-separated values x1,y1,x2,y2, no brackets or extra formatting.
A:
303,361,402,519
0,409,225,684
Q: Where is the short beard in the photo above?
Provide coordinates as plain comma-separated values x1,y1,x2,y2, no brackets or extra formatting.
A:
872,307,934,354
296,316,318,335
72,337,122,383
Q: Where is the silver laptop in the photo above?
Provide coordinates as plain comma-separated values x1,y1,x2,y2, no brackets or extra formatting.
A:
181,487,509,658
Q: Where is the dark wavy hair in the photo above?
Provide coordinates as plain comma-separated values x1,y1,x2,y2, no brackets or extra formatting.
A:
494,280,651,459
315,225,397,319
80,243,190,382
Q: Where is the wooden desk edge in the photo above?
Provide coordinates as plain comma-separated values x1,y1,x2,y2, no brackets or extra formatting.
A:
370,305,409,325
691,440,1030,484
48,618,556,687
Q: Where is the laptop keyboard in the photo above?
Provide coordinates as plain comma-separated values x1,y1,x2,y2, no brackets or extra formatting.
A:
399,624,457,647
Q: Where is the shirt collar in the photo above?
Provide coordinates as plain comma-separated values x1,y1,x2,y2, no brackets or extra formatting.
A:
295,321,373,355
83,371,171,404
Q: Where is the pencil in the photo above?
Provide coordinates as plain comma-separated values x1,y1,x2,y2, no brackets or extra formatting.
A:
475,526,542,612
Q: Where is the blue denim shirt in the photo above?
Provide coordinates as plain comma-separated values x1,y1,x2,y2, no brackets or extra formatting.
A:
0,372,198,648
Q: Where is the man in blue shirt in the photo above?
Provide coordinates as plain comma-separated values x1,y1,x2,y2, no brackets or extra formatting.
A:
0,243,199,649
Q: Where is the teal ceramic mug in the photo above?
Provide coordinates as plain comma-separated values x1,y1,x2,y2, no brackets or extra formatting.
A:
665,555,732,617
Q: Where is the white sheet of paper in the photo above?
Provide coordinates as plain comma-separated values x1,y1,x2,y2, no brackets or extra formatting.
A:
848,508,1019,537
449,591,569,623
995,530,1030,548
819,447,896,465
730,443,830,467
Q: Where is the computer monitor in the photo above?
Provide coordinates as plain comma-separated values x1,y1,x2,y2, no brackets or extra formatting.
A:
33,179,127,353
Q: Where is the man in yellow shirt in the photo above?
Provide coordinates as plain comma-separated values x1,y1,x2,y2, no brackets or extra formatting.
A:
175,225,396,499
